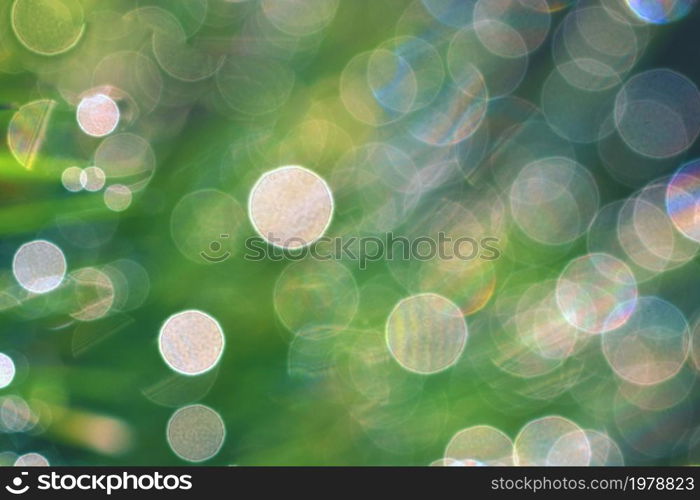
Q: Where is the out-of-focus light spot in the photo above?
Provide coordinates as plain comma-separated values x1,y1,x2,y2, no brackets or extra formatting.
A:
613,389,691,458
511,280,580,364
514,415,590,465
614,69,700,159
407,78,488,147
624,0,696,24
585,430,625,466
483,114,576,190
331,142,419,233
340,50,411,126
170,189,245,264
275,118,354,170
552,6,640,92
93,51,163,115
248,165,334,249
142,371,219,409
7,99,56,170
366,49,418,115
55,213,117,250
130,6,224,83
11,0,85,56
159,310,225,376
449,24,528,98
510,157,599,245
287,325,344,379
547,429,593,465
94,133,156,192
445,425,514,465
488,280,570,378
167,404,225,462
619,364,696,410
274,260,358,333
0,354,15,389
79,166,106,192
421,0,477,28
541,64,618,143
473,0,551,58
666,159,700,243
216,57,294,116
0,395,37,432
61,167,83,192
431,458,485,466
429,457,465,466
602,296,689,386
13,452,49,466
692,319,700,372
103,259,150,312
261,0,339,37
385,293,467,374
12,240,67,294
417,242,497,317
375,36,444,113
69,267,115,322
556,253,638,334
103,184,133,212
76,94,120,137
618,182,698,273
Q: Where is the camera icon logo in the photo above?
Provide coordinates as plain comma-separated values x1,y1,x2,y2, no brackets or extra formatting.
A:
5,471,29,494
200,234,231,263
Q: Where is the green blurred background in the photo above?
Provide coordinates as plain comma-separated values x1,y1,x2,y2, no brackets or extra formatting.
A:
0,0,699,466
